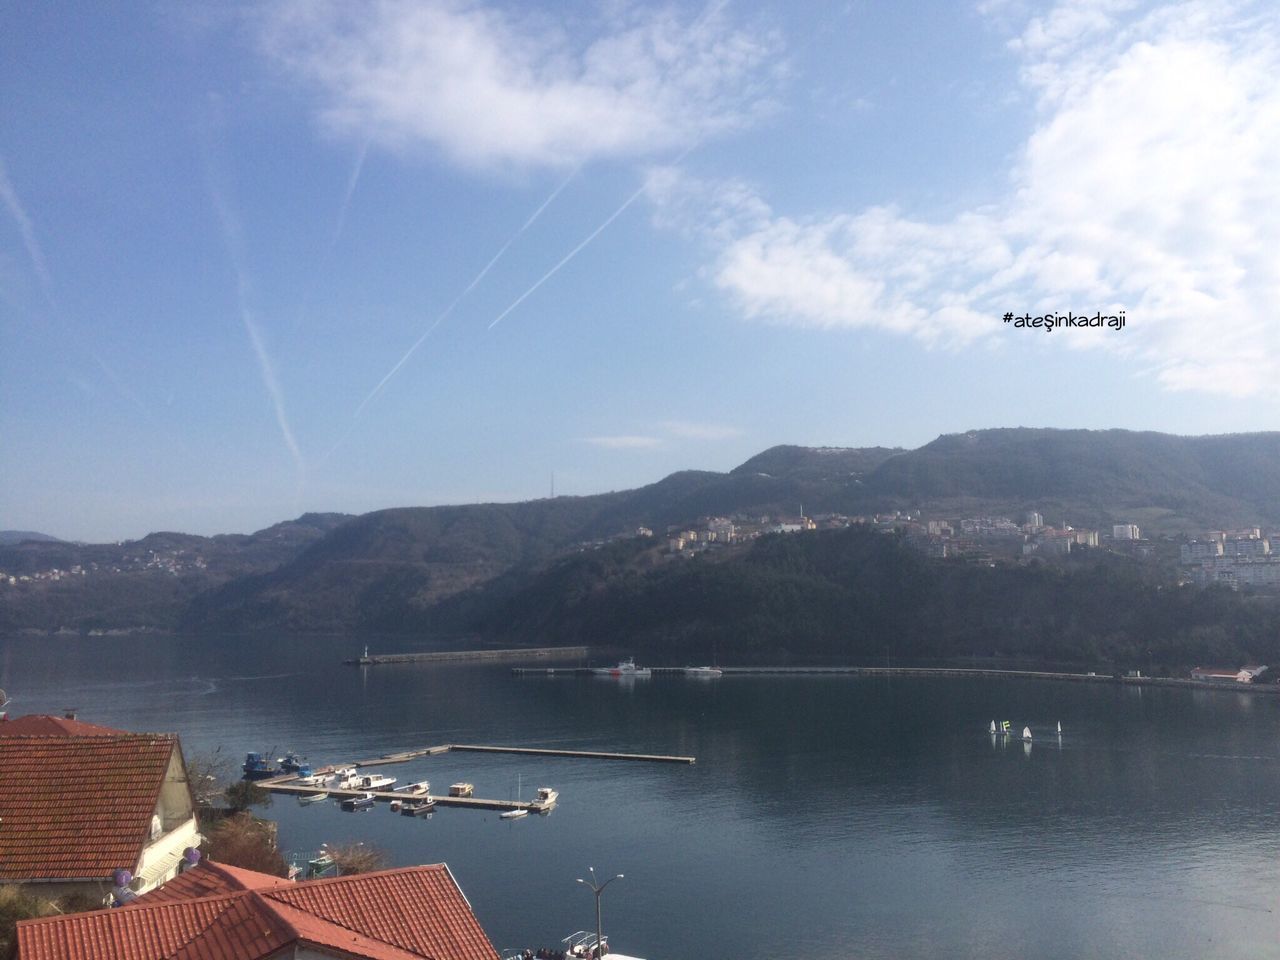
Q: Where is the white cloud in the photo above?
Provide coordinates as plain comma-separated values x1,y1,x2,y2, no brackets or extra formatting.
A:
581,435,663,450
257,0,782,171
660,420,744,440
650,0,1280,399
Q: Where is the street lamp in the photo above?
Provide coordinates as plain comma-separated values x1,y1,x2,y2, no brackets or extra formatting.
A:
576,867,623,958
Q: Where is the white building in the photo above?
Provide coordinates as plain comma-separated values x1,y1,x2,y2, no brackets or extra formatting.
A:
1112,524,1141,540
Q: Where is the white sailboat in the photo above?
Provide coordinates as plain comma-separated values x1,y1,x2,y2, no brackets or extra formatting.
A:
1022,726,1033,742
500,773,527,820
1057,721,1062,735
989,720,996,734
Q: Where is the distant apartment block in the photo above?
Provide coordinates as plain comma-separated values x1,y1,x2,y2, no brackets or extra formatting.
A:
1112,524,1141,540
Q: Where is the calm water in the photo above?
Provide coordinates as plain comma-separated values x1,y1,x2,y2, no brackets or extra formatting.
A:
3,634,1280,959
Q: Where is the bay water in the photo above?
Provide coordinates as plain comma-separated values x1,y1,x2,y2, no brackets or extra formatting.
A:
3,634,1278,958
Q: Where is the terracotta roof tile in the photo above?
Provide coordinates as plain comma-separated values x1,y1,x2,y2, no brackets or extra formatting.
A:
0,714,135,736
0,734,177,880
15,865,502,960
263,866,500,960
133,862,294,905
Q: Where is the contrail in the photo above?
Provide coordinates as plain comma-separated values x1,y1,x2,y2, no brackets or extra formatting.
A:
349,164,581,420
203,149,305,472
487,146,693,330
329,138,369,253
0,153,55,304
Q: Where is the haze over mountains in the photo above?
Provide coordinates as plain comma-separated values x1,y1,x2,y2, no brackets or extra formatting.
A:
5,428,1280,639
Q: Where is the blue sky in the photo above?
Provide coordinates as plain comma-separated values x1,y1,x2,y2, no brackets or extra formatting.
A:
3,0,1278,541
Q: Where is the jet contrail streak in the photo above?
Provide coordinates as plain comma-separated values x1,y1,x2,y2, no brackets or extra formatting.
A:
488,182,642,330
203,147,305,472
0,154,55,303
349,165,581,421
330,139,369,252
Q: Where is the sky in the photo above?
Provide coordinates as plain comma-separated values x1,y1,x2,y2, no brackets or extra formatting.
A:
2,0,1278,542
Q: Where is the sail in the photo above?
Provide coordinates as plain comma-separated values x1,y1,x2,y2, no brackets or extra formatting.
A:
989,721,996,733
1022,726,1032,740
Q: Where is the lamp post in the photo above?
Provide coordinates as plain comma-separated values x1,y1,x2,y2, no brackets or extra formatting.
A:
576,867,623,958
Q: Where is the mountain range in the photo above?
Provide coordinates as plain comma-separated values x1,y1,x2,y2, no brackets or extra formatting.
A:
5,428,1280,639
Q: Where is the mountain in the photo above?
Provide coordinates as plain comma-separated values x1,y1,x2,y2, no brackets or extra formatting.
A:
433,526,1280,669
0,513,350,633
8,428,1280,636
0,531,61,546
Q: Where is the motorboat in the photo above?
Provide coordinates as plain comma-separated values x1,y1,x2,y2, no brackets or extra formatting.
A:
499,808,528,820
349,774,396,791
534,786,558,805
341,792,376,811
392,780,430,795
295,769,333,787
449,783,474,797
242,752,278,779
684,665,722,677
298,791,329,805
277,753,306,772
402,798,437,816
592,658,652,678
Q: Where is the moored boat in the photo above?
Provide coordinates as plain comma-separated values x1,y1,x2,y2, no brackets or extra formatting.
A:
592,658,652,678
499,808,528,820
277,752,306,772
402,798,437,816
449,782,474,797
298,791,329,805
349,773,396,791
534,786,558,806
684,665,722,677
242,752,278,779
340,792,376,811
392,780,430,795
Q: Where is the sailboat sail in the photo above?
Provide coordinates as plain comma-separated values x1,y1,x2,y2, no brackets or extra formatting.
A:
1022,726,1032,741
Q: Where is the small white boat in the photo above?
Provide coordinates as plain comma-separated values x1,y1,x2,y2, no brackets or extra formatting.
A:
1057,721,1062,734
392,780,431,795
298,791,329,805
341,792,376,811
684,665,722,677
449,782,474,797
499,808,528,820
295,771,333,787
592,658,652,678
1022,726,1033,742
989,720,996,734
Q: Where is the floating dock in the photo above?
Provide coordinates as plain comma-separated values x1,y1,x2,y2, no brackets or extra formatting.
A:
345,645,588,666
259,740,695,810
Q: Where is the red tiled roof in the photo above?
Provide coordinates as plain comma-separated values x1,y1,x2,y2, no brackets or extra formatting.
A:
134,862,294,905
0,714,133,736
17,892,295,960
16,865,502,960
262,866,499,960
0,734,177,880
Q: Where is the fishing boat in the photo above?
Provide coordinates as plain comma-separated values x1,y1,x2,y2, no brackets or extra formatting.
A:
298,791,329,805
684,665,723,677
341,792,376,811
592,658,652,678
277,753,306,772
242,752,278,779
499,808,528,820
1022,726,1033,742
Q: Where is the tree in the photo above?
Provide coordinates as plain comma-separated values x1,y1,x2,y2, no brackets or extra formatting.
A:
185,746,234,810
224,779,271,812
0,886,100,955
203,812,288,877
325,842,389,876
